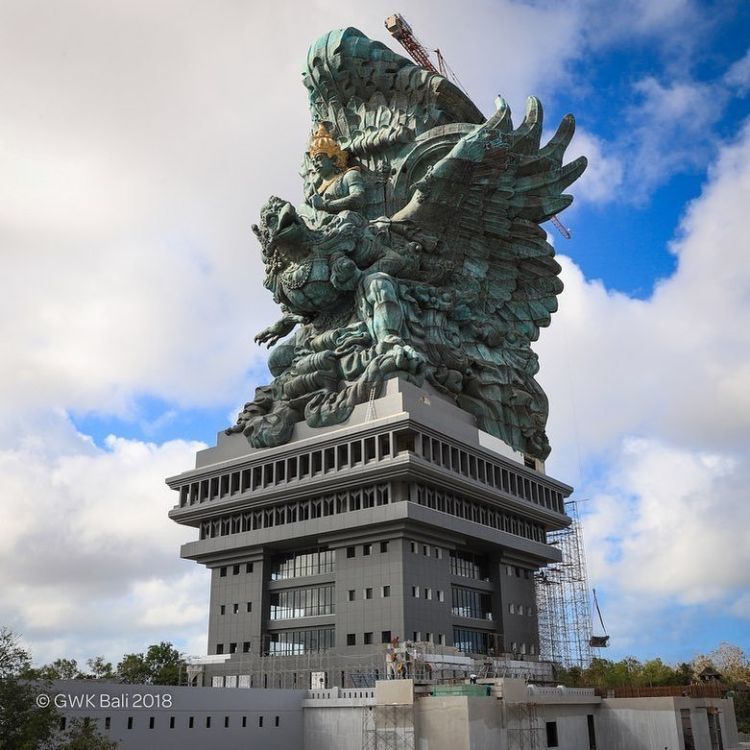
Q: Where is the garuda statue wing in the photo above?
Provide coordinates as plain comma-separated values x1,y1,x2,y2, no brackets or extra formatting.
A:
389,98,587,459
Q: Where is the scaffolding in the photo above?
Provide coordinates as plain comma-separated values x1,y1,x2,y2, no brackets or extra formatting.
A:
362,704,416,750
505,701,541,750
535,500,593,669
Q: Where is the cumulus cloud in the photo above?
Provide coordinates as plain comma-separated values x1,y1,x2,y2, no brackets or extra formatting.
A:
568,129,624,204
725,47,750,94
537,117,750,646
0,416,209,664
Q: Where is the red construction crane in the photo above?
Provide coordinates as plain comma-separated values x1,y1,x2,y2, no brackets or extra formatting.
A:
385,14,438,73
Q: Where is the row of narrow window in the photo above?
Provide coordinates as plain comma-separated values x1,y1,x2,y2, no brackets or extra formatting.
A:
269,584,335,620
411,484,546,543
451,586,493,621
179,432,397,506
265,627,336,656
416,433,565,512
199,484,390,541
63,715,282,731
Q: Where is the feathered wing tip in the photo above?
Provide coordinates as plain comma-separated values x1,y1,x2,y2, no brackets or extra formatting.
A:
512,97,544,155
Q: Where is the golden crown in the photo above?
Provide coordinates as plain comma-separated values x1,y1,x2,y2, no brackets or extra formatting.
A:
308,124,348,169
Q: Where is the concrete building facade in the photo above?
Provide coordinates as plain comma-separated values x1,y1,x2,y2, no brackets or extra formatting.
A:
52,679,741,750
167,378,573,686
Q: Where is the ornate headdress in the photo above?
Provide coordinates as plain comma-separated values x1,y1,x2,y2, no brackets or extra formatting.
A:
308,124,348,170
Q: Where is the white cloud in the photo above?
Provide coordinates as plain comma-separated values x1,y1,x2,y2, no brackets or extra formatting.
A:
568,129,624,204
0,415,209,664
725,47,750,94
536,118,750,647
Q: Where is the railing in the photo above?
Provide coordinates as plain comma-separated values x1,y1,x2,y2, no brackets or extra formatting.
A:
306,687,375,700
596,684,727,699
528,685,596,697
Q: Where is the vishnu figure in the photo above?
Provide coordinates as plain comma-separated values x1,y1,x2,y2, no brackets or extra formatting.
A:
306,124,366,218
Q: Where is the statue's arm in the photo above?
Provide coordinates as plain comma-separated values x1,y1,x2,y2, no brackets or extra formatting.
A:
254,312,305,348
316,171,366,213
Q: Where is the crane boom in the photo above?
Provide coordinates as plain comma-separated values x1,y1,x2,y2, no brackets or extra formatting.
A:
385,14,438,73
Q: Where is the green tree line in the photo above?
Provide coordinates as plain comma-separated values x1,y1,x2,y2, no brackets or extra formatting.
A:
0,627,187,750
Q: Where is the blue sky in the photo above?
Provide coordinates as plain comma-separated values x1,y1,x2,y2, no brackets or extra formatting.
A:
2,0,749,669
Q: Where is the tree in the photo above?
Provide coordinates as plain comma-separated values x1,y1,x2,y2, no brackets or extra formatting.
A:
85,658,114,681
116,642,185,685
144,642,185,685
0,627,58,750
115,653,150,685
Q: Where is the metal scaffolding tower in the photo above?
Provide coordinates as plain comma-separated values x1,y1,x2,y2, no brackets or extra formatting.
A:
535,500,593,669
362,704,416,750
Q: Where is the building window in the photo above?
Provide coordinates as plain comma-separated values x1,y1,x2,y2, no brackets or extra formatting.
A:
413,631,420,641
450,550,489,580
229,642,237,654
453,627,494,655
275,716,280,727
423,545,429,556
587,714,596,750
347,633,356,646
224,716,229,728
270,584,335,620
434,547,441,559
382,586,390,598
220,566,227,577
216,644,224,655
546,721,559,748
425,633,432,643
246,562,253,573
242,717,247,728
188,716,194,728
266,627,335,655
425,588,432,600
168,717,173,729
59,718,67,731
233,603,239,614
348,589,356,601
128,717,134,730
380,541,389,553
381,630,391,644
439,634,446,645
411,541,417,553
247,602,252,612
364,632,373,644
233,564,240,575
364,588,373,599
363,544,372,556
509,603,515,614
270,548,335,580
105,717,111,730
149,717,155,729
412,586,420,598
259,716,263,728
220,605,226,615
243,641,251,653
437,590,445,602
347,546,356,558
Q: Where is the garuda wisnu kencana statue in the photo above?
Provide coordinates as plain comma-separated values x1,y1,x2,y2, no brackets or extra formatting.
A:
229,27,586,460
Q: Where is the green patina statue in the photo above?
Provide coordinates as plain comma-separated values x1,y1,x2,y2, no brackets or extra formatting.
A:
229,27,586,460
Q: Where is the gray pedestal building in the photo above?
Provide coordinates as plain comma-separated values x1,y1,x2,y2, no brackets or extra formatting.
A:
168,378,572,686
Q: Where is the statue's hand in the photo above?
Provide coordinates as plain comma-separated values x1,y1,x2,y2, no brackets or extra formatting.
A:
309,193,326,210
254,317,296,348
